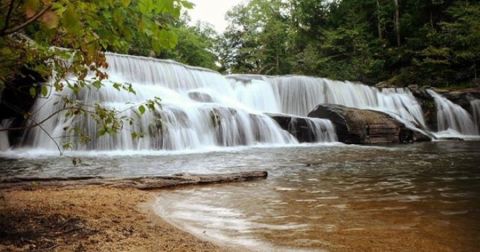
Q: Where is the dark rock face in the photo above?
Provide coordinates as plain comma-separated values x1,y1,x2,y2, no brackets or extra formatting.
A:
0,68,45,146
0,68,43,119
408,86,438,131
266,113,320,143
308,104,431,144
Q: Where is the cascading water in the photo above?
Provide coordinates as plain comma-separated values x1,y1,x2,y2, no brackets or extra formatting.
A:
229,75,480,138
291,117,337,142
262,76,424,123
20,53,299,151
427,90,478,136
472,100,480,134
229,75,428,133
4,53,480,152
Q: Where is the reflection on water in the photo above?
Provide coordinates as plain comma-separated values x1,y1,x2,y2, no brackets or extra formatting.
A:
1,142,480,251
154,142,480,251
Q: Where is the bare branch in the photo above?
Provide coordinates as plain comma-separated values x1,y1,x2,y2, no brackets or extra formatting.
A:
1,0,16,34
0,4,52,36
31,117,64,155
0,106,76,132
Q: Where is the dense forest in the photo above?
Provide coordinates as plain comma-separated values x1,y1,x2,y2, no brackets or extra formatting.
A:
215,0,480,87
1,0,479,92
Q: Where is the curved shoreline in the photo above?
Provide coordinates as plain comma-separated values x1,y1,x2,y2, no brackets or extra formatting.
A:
0,185,221,251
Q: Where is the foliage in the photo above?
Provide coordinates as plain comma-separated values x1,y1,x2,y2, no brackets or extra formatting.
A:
159,15,219,70
219,0,480,87
0,0,192,152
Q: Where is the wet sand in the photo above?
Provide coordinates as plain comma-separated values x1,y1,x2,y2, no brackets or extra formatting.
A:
0,184,478,251
0,186,220,251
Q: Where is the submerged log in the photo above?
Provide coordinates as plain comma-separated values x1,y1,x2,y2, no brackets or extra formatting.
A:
0,171,268,190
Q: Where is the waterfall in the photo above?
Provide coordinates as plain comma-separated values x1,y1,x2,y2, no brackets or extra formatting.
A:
230,78,281,113
427,90,478,136
21,53,298,151
230,75,480,138
7,53,480,152
295,118,337,143
470,100,480,134
230,75,427,130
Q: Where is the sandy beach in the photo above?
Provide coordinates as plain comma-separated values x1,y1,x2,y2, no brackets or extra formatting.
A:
0,186,220,252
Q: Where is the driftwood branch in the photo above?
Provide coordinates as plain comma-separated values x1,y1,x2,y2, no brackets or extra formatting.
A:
0,171,269,190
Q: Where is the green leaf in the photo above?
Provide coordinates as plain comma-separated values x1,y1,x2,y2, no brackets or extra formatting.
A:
62,6,81,34
92,80,103,89
62,142,73,150
181,0,194,9
121,0,131,7
138,105,146,115
41,85,49,97
112,83,121,91
29,87,37,97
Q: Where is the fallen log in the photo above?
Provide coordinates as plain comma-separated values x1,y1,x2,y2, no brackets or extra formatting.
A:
0,171,268,190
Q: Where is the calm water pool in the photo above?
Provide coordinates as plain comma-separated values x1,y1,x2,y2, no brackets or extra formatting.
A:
1,142,479,251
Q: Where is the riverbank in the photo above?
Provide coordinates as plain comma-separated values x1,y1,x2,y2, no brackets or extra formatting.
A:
0,186,221,251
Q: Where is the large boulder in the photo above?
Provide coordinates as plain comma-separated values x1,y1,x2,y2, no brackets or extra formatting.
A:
0,67,45,146
308,104,431,144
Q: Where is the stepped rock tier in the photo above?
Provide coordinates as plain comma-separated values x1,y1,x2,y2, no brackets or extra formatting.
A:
1,53,479,151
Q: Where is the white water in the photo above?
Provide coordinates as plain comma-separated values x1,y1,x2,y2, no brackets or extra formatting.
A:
472,100,480,134
303,118,337,142
3,53,479,152
230,75,427,128
427,90,478,136
21,53,302,151
231,75,480,139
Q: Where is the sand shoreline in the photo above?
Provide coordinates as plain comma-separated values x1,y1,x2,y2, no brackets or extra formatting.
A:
0,186,221,251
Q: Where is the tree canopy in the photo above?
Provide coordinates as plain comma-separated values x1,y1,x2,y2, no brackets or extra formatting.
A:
218,0,480,87
0,0,204,151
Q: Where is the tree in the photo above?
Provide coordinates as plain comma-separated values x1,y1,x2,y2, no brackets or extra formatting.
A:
219,0,480,88
393,0,401,46
219,0,292,75
0,0,192,152
160,15,219,70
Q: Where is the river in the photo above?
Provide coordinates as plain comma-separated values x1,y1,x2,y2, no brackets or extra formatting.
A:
1,141,479,251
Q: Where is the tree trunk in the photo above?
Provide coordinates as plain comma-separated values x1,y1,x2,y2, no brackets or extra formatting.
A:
475,62,477,80
276,51,280,74
393,0,401,46
376,0,383,40
430,9,434,28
